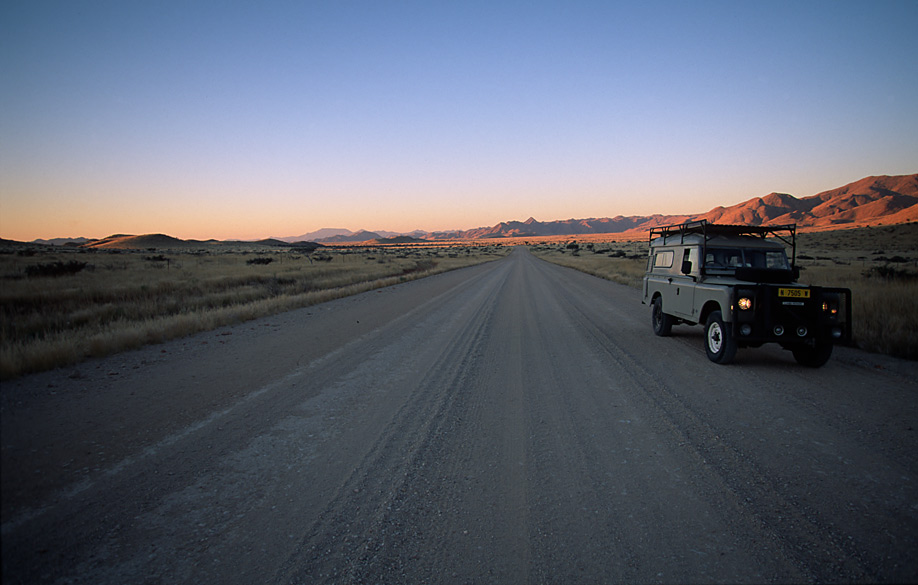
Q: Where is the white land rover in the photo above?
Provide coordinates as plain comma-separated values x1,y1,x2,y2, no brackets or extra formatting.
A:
642,220,851,366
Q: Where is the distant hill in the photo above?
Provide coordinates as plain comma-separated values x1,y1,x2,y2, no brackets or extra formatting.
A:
79,234,322,250
278,228,428,243
252,238,293,247
83,234,189,249
279,228,353,242
31,237,91,246
317,230,383,243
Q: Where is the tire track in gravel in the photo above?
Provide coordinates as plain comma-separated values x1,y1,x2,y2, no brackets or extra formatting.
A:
509,254,806,583
270,259,512,584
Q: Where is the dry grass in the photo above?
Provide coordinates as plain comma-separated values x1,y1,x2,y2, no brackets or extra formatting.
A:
796,263,917,359
532,224,918,360
795,224,918,359
0,244,508,379
530,241,649,288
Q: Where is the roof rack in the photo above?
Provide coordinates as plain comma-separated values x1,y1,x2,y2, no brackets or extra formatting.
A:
649,220,797,267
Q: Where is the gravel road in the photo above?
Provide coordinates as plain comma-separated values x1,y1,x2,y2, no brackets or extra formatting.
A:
3,247,917,584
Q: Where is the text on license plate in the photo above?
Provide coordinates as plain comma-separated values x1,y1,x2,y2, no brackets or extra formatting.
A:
778,288,810,298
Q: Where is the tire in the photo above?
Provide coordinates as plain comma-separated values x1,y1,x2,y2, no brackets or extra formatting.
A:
651,296,674,336
792,341,833,367
704,310,737,364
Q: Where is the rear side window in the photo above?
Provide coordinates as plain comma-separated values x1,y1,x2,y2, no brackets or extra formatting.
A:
653,250,674,268
705,247,790,271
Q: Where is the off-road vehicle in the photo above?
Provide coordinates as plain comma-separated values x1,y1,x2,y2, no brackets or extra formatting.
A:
642,220,851,366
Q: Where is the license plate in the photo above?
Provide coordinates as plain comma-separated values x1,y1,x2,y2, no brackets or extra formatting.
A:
778,288,810,299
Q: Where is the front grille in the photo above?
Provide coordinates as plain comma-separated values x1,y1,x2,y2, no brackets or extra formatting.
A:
732,285,850,343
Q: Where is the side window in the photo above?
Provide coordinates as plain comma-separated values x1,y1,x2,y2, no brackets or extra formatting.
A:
706,248,741,269
681,248,695,273
653,250,674,269
765,251,790,269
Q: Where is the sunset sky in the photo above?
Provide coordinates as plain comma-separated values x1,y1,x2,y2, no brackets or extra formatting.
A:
2,1,916,241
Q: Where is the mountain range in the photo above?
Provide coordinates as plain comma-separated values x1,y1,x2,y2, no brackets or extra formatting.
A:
279,228,428,243
423,174,917,240
11,173,917,248
294,173,915,242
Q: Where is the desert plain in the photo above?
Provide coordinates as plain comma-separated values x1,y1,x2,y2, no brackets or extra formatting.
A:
1,228,917,583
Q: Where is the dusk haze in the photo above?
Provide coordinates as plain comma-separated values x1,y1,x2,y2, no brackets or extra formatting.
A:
2,0,917,242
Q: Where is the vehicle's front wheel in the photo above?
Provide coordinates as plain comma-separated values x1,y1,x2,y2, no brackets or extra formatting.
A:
792,341,833,367
704,310,737,364
651,296,674,336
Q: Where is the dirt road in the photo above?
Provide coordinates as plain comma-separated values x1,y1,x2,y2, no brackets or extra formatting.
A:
3,248,917,584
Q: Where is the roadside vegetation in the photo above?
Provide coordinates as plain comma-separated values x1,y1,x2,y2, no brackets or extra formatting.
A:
0,244,508,379
795,224,918,359
532,223,918,360
530,240,648,288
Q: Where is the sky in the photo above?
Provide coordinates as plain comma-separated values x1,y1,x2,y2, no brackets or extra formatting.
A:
1,1,917,241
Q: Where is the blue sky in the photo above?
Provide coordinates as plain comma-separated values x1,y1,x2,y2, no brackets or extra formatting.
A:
1,0,916,240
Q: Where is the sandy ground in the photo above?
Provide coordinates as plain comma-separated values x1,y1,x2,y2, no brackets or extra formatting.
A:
2,248,917,584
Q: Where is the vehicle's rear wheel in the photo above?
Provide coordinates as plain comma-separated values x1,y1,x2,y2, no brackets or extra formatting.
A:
651,296,674,336
704,310,737,364
792,341,833,367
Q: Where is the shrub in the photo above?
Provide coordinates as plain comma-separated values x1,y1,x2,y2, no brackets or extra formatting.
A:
24,260,88,277
864,265,916,280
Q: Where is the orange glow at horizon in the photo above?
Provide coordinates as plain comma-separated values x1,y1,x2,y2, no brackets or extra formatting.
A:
2,2,916,243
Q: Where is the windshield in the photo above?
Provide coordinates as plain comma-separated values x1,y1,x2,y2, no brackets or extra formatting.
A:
704,247,790,273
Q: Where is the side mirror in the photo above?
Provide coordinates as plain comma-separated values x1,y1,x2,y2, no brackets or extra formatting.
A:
681,260,693,275
792,266,800,280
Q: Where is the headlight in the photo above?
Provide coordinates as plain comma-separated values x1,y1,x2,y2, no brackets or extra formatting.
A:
737,297,752,311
